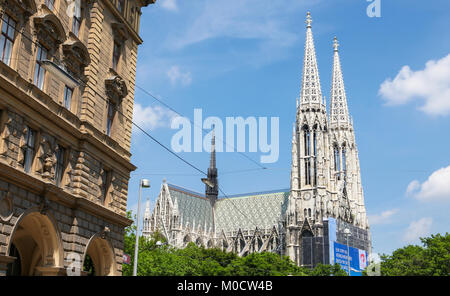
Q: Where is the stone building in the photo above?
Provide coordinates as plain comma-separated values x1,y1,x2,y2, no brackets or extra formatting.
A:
0,0,154,276
145,12,371,267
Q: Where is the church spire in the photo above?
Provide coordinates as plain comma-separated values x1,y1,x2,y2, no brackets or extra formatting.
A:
299,12,324,108
203,127,218,206
330,36,350,127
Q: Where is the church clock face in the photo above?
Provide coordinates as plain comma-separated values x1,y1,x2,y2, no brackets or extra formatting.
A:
303,192,311,200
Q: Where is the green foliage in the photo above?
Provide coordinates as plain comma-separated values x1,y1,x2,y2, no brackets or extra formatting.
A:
378,233,450,276
123,211,449,276
307,263,347,276
122,211,309,276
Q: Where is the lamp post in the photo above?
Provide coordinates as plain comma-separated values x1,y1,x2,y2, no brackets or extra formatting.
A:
133,179,150,276
343,228,351,276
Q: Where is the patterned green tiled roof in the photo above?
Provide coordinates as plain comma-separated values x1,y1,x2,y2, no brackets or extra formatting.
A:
167,184,289,235
167,184,214,231
215,190,289,234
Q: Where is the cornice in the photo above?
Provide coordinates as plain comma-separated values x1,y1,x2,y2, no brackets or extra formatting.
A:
0,161,132,227
0,64,135,173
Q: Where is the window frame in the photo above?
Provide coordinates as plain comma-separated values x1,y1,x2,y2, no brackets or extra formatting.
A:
63,85,73,110
112,41,121,71
71,0,82,37
0,14,16,66
106,101,115,136
117,0,125,14
23,126,36,173
54,145,65,186
34,44,48,90
100,167,112,205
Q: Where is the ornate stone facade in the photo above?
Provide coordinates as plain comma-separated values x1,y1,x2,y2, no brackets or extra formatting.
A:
146,12,371,267
0,0,154,276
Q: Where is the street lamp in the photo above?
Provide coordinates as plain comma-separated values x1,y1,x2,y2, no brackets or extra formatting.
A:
133,179,150,276
343,228,351,276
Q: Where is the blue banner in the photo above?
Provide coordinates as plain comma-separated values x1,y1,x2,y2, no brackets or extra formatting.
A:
332,241,367,276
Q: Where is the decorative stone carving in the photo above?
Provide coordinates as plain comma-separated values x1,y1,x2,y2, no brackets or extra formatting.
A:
0,191,13,221
105,75,128,105
111,22,128,43
33,11,66,53
37,135,55,179
0,0,37,25
100,226,110,239
62,34,91,77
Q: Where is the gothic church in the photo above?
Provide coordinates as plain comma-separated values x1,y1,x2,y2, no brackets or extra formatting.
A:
144,12,371,267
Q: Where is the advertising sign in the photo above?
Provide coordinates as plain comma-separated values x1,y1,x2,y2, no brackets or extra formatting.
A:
327,217,368,276
123,253,131,265
332,241,367,276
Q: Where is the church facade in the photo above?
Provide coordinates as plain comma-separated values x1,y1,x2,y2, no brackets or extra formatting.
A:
145,12,371,267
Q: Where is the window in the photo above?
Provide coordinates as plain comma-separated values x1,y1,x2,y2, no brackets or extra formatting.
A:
34,44,47,90
303,126,311,185
117,0,125,14
45,0,55,10
100,167,111,204
334,144,341,180
22,127,36,173
313,128,317,186
54,145,65,186
112,41,121,71
72,0,82,37
106,101,115,136
63,86,73,110
0,15,16,66
342,145,347,177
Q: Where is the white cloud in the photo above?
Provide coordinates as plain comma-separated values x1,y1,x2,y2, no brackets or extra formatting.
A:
133,103,177,130
379,54,450,116
406,165,450,202
160,0,178,11
164,0,319,67
167,66,192,86
402,217,433,243
405,180,420,196
368,209,398,225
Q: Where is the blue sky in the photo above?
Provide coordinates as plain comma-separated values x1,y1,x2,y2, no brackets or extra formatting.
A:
127,0,450,255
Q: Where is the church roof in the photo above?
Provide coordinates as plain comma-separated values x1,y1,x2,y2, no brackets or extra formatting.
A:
166,183,289,234
167,184,214,232
215,190,289,234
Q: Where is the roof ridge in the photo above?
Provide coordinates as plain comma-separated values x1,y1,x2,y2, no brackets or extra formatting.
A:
218,189,289,199
167,183,206,198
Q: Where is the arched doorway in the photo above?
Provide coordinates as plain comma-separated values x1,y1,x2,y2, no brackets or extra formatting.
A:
6,210,64,276
82,234,117,276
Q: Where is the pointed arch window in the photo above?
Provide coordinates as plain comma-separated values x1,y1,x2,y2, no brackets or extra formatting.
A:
313,125,318,186
342,143,347,178
303,125,311,185
334,144,340,180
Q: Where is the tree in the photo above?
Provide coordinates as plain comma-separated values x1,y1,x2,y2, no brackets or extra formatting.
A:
307,263,347,276
378,233,449,276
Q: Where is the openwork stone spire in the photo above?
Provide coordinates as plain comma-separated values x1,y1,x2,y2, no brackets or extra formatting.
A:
330,37,350,126
205,127,218,206
299,12,324,108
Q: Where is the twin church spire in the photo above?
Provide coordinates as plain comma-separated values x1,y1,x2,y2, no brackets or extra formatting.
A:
299,12,324,108
330,37,350,126
299,12,350,125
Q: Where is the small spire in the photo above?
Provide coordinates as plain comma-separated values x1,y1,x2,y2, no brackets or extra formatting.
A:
333,36,339,52
210,126,216,169
306,11,312,28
